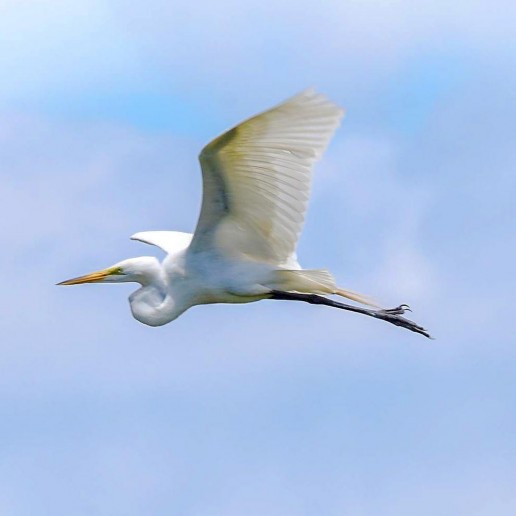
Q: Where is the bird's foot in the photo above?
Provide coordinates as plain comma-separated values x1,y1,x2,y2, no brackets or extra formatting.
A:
373,304,432,339
380,304,412,316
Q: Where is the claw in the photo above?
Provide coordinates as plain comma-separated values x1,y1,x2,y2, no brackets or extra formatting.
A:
381,304,411,316
373,307,432,339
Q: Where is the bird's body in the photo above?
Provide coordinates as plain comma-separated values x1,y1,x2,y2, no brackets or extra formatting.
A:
124,231,333,326
126,238,272,327
59,90,430,338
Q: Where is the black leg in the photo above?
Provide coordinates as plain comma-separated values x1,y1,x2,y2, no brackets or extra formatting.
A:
269,291,432,339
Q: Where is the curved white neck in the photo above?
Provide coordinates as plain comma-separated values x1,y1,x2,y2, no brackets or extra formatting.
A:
129,285,184,327
116,255,189,327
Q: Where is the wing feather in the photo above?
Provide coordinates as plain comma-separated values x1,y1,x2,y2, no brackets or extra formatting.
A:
190,89,344,265
131,231,193,255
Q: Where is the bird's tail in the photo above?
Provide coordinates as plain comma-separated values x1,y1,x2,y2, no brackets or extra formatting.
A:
270,269,378,307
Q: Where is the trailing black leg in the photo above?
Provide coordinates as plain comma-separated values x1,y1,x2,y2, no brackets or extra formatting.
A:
269,291,431,339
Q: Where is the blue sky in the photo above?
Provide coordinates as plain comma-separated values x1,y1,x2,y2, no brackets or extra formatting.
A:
1,1,515,514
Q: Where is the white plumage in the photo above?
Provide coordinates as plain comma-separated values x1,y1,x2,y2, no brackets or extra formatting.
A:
131,231,193,255
58,89,430,338
191,89,343,268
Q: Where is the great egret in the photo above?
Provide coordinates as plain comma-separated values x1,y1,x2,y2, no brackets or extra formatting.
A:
59,89,430,338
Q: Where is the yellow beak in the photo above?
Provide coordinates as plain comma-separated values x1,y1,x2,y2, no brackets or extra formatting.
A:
57,267,117,285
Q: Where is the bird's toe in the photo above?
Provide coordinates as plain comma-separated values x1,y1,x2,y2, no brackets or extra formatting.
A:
380,304,411,316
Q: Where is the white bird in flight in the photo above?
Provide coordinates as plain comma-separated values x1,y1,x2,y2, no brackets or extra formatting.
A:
59,90,430,338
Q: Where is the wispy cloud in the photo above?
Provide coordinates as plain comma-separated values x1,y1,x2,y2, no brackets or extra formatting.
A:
1,0,515,514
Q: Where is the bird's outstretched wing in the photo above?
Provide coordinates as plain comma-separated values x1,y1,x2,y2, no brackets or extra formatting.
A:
189,89,344,266
131,231,193,255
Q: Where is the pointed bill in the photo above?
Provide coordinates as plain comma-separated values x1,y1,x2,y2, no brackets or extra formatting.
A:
57,267,119,285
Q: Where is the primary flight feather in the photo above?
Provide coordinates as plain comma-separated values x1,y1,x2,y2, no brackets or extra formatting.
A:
59,89,430,338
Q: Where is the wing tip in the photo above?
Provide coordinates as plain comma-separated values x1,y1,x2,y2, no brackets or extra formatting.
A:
130,232,144,242
292,87,346,117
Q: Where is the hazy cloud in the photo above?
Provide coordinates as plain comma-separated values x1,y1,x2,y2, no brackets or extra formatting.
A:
1,1,515,514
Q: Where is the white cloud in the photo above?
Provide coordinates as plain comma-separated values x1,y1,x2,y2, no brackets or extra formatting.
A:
1,1,516,514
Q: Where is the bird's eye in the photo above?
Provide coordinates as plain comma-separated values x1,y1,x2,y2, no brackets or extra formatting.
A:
112,266,125,275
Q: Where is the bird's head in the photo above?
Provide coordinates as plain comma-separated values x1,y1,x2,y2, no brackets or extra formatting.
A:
57,257,162,287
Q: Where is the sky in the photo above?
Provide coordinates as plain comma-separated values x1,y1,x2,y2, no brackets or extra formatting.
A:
1,0,515,514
